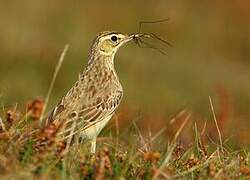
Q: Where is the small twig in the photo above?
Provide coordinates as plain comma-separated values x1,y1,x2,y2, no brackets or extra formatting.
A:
40,44,69,126
209,96,223,153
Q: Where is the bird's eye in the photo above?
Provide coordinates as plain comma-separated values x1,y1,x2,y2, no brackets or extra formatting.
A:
111,35,118,42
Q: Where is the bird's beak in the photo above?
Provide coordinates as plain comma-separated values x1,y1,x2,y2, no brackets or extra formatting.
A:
123,33,150,43
121,33,150,45
130,33,150,40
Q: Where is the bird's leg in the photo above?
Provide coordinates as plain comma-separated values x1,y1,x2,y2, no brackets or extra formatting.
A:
74,133,80,145
90,137,97,154
64,120,77,153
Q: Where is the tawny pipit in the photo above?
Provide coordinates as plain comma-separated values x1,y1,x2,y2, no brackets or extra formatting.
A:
47,31,147,153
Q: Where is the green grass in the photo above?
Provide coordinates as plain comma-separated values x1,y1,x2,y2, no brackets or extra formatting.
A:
0,104,249,179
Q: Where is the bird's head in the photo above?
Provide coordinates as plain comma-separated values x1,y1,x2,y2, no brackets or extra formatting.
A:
93,31,136,55
88,31,148,64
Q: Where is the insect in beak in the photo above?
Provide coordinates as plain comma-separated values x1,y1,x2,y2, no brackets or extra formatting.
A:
129,33,151,41
128,32,172,55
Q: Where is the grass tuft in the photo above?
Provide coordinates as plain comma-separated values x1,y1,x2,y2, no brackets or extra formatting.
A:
0,101,249,179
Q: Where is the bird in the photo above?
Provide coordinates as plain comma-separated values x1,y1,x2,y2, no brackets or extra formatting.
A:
45,31,147,153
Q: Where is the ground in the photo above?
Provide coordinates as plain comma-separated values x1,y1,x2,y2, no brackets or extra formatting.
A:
0,99,249,179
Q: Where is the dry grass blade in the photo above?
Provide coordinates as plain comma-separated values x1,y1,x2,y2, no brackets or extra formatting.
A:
209,96,223,153
173,153,217,178
152,142,176,180
169,108,187,124
194,122,207,158
153,112,191,179
150,127,166,143
132,119,149,152
40,44,69,126
201,119,207,136
0,117,6,131
113,114,120,150
173,112,192,141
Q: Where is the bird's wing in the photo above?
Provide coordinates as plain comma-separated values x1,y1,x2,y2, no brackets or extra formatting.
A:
47,89,123,138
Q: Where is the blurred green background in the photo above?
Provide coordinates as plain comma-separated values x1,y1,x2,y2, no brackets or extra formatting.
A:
0,1,249,145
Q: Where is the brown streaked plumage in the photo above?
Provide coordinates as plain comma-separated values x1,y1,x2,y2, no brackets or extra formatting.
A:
46,31,148,153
